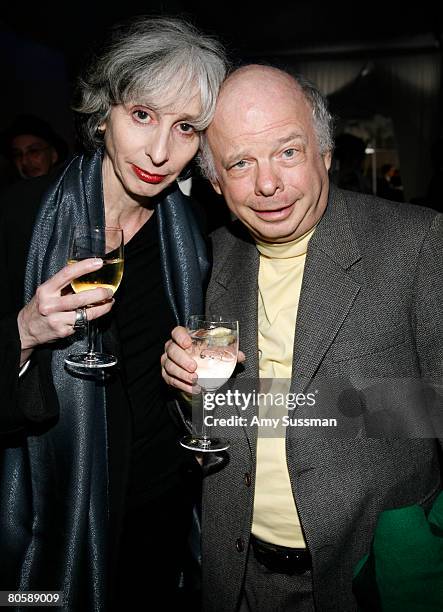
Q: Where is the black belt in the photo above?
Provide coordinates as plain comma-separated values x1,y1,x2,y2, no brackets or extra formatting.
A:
250,534,312,575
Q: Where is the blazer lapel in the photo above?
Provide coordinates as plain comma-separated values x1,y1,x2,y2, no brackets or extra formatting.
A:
207,227,260,458
291,186,361,395
207,228,260,379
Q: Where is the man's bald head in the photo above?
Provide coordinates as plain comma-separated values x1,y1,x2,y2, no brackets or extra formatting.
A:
199,65,333,182
219,64,299,101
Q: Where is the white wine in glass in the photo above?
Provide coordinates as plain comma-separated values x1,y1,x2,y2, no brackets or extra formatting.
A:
180,315,239,453
70,258,123,294
64,225,124,369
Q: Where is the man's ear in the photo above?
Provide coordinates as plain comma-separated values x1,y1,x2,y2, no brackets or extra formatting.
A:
51,147,58,165
210,179,222,195
323,151,332,171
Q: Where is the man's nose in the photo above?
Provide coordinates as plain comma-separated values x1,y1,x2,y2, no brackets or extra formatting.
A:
254,163,283,197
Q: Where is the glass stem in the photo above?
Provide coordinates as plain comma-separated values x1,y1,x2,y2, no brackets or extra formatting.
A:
200,390,211,448
86,318,96,358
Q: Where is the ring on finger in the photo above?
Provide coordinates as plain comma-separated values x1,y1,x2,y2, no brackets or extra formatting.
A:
73,307,88,330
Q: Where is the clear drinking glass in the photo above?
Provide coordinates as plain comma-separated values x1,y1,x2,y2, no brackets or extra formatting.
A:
64,225,124,368
180,315,239,452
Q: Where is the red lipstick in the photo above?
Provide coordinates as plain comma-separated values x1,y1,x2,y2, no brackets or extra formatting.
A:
132,164,167,184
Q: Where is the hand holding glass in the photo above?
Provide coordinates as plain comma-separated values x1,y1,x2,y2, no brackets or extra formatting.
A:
180,316,239,452
64,226,124,368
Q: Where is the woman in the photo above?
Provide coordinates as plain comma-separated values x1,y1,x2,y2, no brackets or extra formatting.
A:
0,16,227,610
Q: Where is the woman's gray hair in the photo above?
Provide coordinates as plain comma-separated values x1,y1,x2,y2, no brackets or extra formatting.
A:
198,68,334,183
74,16,228,150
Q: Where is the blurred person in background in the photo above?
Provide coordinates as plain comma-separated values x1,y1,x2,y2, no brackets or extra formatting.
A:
377,163,404,202
0,113,69,181
331,132,372,194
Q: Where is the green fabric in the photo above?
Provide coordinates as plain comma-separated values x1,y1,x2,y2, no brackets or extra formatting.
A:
353,492,443,611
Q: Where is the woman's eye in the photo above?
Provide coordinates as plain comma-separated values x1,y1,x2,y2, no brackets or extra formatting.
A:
178,123,195,134
133,109,151,123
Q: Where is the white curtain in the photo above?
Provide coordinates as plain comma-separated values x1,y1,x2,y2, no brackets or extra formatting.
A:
277,51,441,201
291,58,365,96
379,53,441,201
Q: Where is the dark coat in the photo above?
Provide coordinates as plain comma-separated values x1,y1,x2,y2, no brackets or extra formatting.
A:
0,174,56,431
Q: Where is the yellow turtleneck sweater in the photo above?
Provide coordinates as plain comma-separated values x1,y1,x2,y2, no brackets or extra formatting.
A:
251,226,315,547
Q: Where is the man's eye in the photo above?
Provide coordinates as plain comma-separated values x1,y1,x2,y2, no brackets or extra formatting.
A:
233,160,247,169
133,110,150,122
283,148,296,158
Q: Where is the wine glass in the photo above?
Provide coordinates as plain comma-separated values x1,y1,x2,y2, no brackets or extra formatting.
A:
64,225,124,368
180,315,239,453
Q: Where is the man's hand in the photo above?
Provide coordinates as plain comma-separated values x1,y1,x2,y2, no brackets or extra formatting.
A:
161,325,245,394
161,326,198,395
17,258,114,364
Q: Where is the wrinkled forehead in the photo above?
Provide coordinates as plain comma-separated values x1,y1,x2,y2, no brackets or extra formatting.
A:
210,96,313,146
216,74,310,132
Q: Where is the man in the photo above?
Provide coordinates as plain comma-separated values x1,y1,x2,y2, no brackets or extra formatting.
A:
1,114,68,180
162,65,443,611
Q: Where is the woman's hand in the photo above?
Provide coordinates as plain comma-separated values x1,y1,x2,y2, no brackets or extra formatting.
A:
17,258,114,365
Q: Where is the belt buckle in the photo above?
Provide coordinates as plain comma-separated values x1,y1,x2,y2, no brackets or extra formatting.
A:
251,537,311,575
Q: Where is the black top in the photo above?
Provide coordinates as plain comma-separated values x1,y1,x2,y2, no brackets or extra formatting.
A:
114,211,188,507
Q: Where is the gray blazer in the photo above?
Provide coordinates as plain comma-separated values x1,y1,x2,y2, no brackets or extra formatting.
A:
201,185,443,611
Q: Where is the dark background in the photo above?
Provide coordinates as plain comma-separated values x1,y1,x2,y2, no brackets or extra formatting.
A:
1,1,442,203
2,2,442,74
